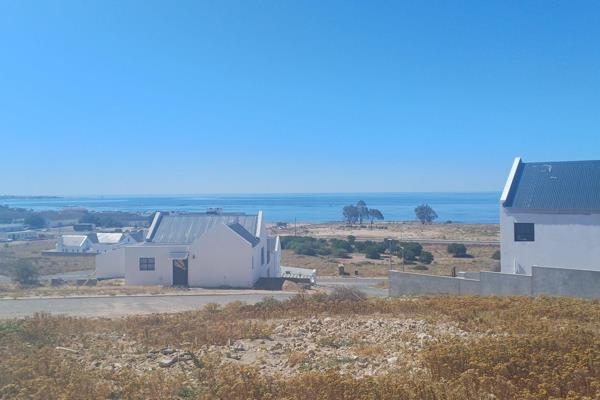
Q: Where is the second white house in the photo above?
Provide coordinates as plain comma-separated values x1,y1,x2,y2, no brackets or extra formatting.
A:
113,210,281,287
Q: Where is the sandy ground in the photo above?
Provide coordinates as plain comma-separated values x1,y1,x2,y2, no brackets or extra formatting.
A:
270,221,499,242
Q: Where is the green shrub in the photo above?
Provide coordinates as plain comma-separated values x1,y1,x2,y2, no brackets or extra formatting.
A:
10,259,39,286
330,248,350,259
419,251,434,265
447,243,467,257
365,247,381,260
413,264,429,270
491,250,501,260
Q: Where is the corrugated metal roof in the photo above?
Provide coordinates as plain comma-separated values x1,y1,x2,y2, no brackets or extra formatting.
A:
62,235,88,247
504,160,600,210
96,233,125,244
226,223,260,246
151,213,258,244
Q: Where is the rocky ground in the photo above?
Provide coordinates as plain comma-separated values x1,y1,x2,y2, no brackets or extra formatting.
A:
57,315,471,380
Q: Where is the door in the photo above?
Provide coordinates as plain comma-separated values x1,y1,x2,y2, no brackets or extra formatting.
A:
172,259,188,286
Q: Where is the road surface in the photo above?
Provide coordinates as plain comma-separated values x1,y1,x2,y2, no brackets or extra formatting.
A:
0,293,294,319
0,277,387,318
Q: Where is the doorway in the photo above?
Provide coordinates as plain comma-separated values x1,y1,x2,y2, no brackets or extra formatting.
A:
172,259,188,286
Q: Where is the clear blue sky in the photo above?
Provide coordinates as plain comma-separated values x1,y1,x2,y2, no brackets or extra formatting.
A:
1,1,599,195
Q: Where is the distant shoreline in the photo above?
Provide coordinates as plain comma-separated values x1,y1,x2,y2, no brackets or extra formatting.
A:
0,195,62,200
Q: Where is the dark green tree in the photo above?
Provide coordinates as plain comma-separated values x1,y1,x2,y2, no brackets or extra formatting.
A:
24,214,45,229
414,204,438,224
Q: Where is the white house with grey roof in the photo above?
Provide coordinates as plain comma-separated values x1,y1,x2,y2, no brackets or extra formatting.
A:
500,157,600,274
120,210,281,287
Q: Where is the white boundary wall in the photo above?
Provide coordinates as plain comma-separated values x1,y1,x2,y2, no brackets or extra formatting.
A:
389,266,600,299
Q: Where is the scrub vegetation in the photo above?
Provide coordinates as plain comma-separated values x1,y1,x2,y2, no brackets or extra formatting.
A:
2,293,600,399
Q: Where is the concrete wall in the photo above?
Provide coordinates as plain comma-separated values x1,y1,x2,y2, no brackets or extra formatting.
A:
500,208,600,274
479,271,531,295
389,271,479,296
389,266,600,299
532,266,600,299
95,247,125,279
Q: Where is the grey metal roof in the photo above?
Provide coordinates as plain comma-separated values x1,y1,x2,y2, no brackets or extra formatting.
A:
150,213,258,244
226,223,260,246
504,160,600,210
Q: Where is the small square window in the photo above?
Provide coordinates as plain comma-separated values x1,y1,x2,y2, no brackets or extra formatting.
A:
139,257,155,271
514,223,534,242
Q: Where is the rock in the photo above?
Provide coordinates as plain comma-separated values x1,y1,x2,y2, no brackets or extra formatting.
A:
55,346,78,354
162,347,175,355
159,357,178,368
387,357,398,364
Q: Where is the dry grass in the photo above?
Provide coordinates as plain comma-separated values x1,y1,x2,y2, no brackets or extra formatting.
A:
271,221,500,242
0,239,94,276
2,295,600,399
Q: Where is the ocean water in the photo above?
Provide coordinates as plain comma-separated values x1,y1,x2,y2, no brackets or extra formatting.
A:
0,193,500,224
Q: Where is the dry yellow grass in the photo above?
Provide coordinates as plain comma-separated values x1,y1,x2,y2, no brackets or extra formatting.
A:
2,294,600,399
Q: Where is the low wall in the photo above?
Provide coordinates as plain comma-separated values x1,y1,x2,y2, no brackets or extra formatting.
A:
389,266,600,299
388,271,479,296
479,272,531,296
532,266,600,299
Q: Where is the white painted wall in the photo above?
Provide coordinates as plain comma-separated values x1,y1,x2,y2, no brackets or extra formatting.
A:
124,244,186,286
188,223,255,288
95,247,126,279
501,207,600,274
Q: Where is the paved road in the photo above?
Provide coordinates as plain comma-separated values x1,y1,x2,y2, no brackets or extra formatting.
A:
0,277,388,318
0,293,294,319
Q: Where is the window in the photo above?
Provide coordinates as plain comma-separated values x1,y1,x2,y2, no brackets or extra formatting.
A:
267,249,270,264
261,247,265,265
514,223,534,242
139,257,155,271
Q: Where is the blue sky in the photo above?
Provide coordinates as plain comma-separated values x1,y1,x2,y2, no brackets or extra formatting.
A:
1,1,599,195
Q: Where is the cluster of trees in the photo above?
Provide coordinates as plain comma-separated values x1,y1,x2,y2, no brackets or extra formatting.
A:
342,201,384,226
281,235,433,265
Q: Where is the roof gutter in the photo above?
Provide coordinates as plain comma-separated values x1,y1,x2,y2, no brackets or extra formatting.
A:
500,157,522,206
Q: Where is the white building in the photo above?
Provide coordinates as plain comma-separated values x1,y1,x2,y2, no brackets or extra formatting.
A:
56,232,138,254
500,157,600,274
56,235,94,253
117,211,281,287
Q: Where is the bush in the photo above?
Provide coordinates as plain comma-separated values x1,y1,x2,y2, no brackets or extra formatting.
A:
447,243,467,257
419,251,434,265
491,250,501,260
326,286,367,301
412,264,429,270
10,259,39,286
24,214,45,229
330,248,350,259
329,239,353,252
346,235,356,245
365,247,381,260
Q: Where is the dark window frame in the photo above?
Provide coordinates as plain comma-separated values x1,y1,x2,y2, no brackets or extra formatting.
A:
514,223,535,242
139,257,156,271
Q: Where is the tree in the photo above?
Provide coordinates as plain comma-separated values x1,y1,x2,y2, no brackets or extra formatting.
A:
414,204,438,224
447,243,467,258
346,235,356,245
342,205,359,225
10,259,39,286
367,209,384,229
356,200,368,225
24,214,45,229
365,247,381,260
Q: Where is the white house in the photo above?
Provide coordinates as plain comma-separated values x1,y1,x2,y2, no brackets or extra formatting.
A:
56,235,94,253
119,211,281,287
500,157,600,274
